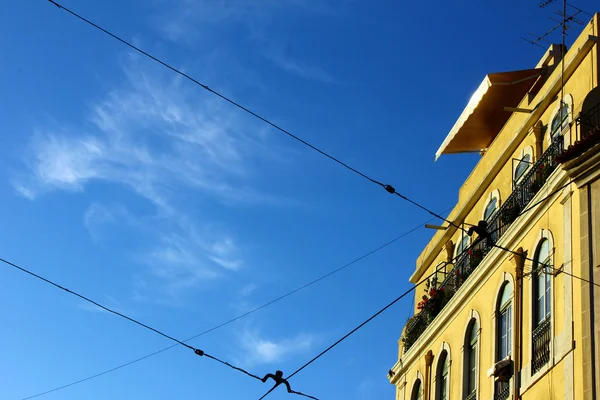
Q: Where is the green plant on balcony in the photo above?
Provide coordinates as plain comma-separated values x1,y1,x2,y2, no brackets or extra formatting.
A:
402,314,426,351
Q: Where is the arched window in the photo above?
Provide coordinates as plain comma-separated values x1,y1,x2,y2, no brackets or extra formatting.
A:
495,281,513,400
497,282,513,360
484,196,498,221
455,232,470,256
455,232,470,272
533,239,552,324
464,319,478,399
435,350,449,400
532,238,552,374
513,146,534,188
514,153,531,183
550,101,570,138
411,379,423,400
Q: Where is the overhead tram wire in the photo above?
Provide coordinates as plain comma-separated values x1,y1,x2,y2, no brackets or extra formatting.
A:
492,243,600,289
45,0,467,236
18,211,451,400
258,180,580,399
0,257,264,386
258,239,480,400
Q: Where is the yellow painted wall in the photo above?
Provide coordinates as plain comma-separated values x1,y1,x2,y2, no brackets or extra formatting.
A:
392,12,599,400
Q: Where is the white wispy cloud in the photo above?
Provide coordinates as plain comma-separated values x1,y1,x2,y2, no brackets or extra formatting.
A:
15,59,284,208
154,0,339,83
14,59,292,301
237,328,317,365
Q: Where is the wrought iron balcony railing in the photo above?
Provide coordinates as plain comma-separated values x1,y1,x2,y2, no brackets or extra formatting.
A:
465,390,477,400
557,102,600,163
531,317,551,374
494,383,510,400
402,136,563,352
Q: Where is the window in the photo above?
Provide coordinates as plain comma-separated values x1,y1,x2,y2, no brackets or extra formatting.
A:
484,197,498,221
550,101,569,138
456,233,470,255
495,282,513,399
533,239,552,325
455,232,470,272
436,350,449,400
464,320,478,400
514,153,531,183
532,238,552,374
513,146,533,188
497,282,513,360
411,379,423,400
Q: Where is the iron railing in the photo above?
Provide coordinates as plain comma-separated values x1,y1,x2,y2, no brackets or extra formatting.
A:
465,390,477,400
402,136,563,352
494,383,510,400
576,102,600,142
557,102,600,163
531,317,551,374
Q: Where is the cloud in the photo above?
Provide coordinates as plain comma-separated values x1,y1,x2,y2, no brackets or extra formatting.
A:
238,328,317,365
264,49,340,84
15,60,287,209
240,283,258,297
13,58,296,301
153,0,339,83
155,0,332,42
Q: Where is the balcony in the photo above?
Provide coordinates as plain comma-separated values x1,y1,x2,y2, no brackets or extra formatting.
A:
531,317,551,374
494,383,510,400
402,136,564,352
556,102,600,164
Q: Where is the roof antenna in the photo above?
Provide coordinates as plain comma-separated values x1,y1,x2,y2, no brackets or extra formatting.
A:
520,1,589,50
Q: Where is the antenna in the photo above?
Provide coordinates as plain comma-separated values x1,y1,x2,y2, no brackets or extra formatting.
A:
520,1,590,48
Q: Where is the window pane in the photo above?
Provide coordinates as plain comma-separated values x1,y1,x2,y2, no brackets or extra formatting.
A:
515,154,531,182
507,306,512,355
551,103,569,137
500,282,513,308
468,343,477,391
485,197,498,220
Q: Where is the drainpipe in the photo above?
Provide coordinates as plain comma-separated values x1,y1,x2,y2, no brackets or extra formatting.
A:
512,248,527,400
425,350,434,400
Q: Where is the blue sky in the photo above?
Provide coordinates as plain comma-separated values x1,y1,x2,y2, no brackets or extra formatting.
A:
1,1,596,399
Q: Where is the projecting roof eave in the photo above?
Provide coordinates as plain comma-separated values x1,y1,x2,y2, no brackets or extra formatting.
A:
435,68,545,160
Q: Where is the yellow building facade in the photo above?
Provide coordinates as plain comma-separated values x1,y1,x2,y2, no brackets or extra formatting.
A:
389,14,600,400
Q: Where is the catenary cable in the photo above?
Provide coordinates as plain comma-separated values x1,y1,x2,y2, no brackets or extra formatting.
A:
18,211,450,400
257,241,476,400
45,0,465,234
258,180,579,398
0,257,263,386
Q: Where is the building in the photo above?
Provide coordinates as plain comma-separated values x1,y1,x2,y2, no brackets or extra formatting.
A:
388,13,600,400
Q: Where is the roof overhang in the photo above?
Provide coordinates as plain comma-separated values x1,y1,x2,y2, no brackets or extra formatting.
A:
435,68,545,160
